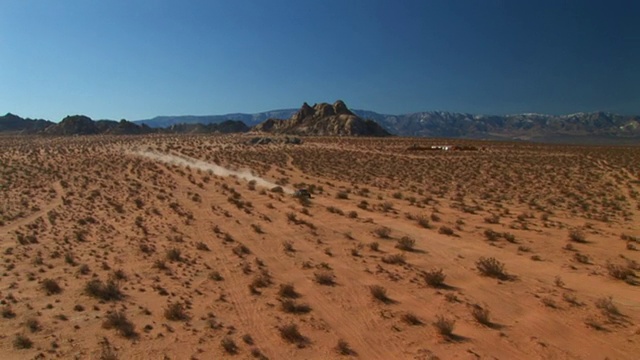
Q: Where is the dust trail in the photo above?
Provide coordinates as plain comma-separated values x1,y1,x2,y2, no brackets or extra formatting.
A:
130,149,293,194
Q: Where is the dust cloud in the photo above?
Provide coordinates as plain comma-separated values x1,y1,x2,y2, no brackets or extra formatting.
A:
131,149,292,194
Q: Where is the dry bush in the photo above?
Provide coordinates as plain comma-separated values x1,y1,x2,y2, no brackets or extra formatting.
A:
606,262,635,282
13,334,33,349
25,318,41,333
102,311,136,338
164,302,188,321
433,315,455,338
368,241,380,251
475,257,512,280
417,216,431,229
595,297,621,318
382,253,406,265
42,278,62,295
314,271,336,286
85,279,123,301
569,229,587,243
369,285,392,303
165,247,183,262
278,283,299,298
282,240,294,252
221,337,238,354
374,226,391,239
438,226,454,236
471,305,492,326
402,312,423,325
335,339,356,356
423,268,446,287
278,324,308,347
281,300,312,314
396,236,415,251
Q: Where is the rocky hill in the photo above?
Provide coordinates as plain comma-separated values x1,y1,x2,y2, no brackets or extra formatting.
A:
0,113,55,133
135,110,297,128
43,115,155,136
253,100,391,137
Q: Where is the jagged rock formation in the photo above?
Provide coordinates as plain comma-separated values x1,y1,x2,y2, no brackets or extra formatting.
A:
253,100,391,137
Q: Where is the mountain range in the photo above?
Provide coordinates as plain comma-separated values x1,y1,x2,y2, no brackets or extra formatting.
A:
2,100,640,143
135,104,640,143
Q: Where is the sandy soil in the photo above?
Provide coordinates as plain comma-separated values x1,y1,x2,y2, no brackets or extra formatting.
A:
0,134,639,359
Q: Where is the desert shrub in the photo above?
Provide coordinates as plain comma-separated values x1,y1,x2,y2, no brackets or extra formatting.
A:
335,339,356,355
475,257,511,280
221,337,238,354
251,272,272,288
278,283,299,298
102,311,136,338
569,229,587,243
606,262,635,282
380,201,394,212
347,211,358,219
438,226,454,236
282,241,294,252
278,324,307,347
314,271,335,286
13,334,32,349
503,232,517,243
336,191,349,199
195,242,210,251
374,226,391,239
562,292,582,306
2,307,15,318
595,297,621,318
471,305,492,326
42,278,62,295
484,229,500,241
209,271,223,281
396,236,415,251
25,318,41,332
433,315,455,338
233,243,252,257
369,285,391,303
78,264,91,275
417,216,431,229
368,242,379,251
484,214,500,224
166,248,182,262
573,253,590,264
401,312,423,325
164,302,188,321
382,253,406,265
326,206,343,215
85,279,123,301
281,300,312,314
423,268,446,287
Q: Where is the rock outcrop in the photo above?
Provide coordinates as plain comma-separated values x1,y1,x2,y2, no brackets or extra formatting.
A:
253,100,391,137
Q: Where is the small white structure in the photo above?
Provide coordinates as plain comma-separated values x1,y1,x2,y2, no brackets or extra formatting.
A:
430,145,451,151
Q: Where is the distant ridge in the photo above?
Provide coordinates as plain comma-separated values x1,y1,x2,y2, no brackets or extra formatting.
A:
2,106,640,144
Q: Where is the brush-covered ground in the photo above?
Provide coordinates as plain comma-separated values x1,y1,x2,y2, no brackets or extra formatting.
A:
0,134,639,359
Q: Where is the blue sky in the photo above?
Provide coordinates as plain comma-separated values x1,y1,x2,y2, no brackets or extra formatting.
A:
1,0,638,121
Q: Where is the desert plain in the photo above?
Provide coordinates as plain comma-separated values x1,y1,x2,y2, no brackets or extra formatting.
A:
0,134,639,359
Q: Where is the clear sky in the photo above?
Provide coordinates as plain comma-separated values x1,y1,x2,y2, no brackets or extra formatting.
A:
1,0,638,121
